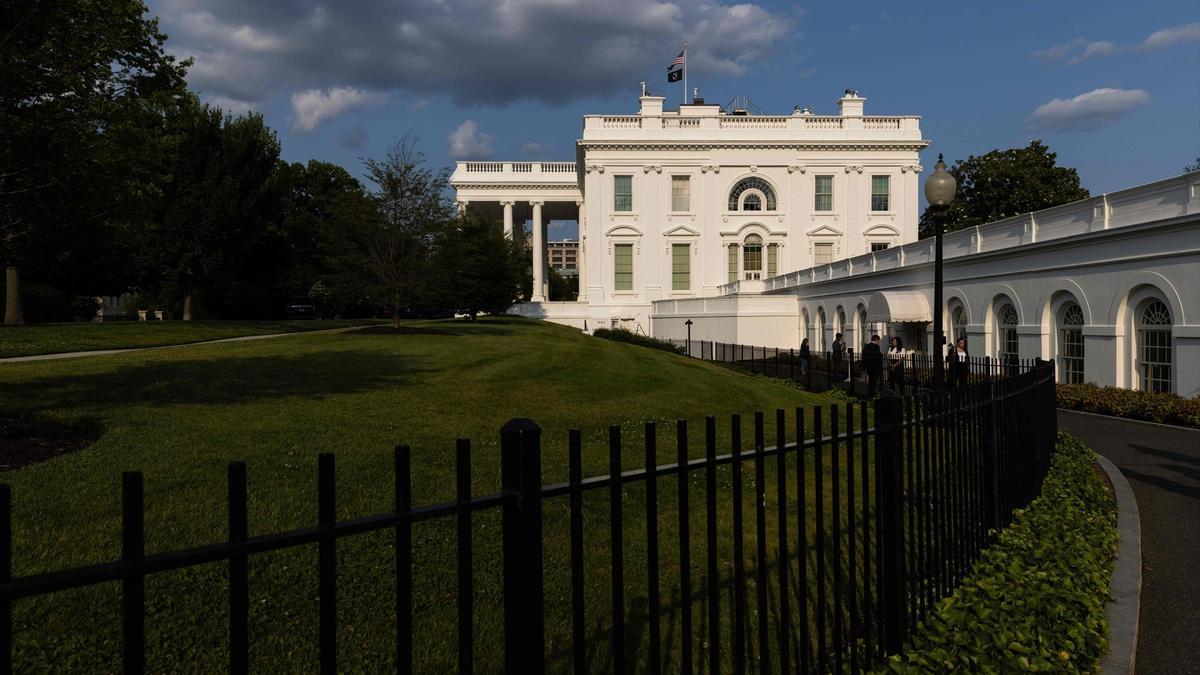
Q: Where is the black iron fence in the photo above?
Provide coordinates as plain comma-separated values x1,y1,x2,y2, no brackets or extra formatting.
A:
0,363,1057,673
671,339,1037,397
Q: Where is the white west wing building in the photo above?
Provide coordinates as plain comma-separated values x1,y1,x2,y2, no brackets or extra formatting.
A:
451,90,1200,397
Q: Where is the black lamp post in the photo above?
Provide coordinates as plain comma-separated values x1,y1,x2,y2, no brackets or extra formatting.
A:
685,319,693,356
924,153,957,390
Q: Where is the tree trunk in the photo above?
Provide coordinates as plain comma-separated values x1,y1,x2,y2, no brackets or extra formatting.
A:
4,266,23,325
182,293,193,321
392,294,401,328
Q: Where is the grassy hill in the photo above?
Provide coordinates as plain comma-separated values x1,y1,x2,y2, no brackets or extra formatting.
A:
1,316,845,671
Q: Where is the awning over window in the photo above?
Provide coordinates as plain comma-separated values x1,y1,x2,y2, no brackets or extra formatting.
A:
866,290,931,323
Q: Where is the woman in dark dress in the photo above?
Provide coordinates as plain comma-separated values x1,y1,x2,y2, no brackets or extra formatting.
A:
947,337,970,387
887,336,907,393
799,338,811,375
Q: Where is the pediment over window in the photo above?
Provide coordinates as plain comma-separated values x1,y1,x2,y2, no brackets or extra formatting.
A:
663,224,700,237
863,224,900,237
806,225,844,237
605,224,643,237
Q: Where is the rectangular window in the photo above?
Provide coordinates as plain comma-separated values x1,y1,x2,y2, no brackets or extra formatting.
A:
614,243,633,290
871,175,890,211
1001,329,1019,363
871,242,890,252
767,244,778,277
1060,328,1084,384
814,175,833,211
613,175,632,212
671,176,691,212
813,242,833,265
671,243,690,291
728,244,738,283
1138,329,1171,392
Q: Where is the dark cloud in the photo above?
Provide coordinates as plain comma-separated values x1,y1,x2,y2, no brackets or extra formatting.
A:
154,0,796,121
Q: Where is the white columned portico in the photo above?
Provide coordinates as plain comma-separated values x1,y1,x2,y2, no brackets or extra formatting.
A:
577,199,587,302
502,201,514,239
530,200,545,302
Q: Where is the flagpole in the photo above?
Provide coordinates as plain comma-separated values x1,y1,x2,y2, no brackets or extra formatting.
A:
683,41,688,106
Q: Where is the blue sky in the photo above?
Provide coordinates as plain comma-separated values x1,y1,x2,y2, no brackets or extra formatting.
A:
150,0,1198,237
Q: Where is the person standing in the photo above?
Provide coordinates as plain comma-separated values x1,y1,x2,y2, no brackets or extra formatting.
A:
799,337,811,376
947,337,970,388
862,335,883,397
887,336,907,394
831,332,846,380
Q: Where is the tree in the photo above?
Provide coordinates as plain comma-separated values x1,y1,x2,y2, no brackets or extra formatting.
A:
918,141,1090,238
436,216,526,319
1,0,189,323
136,94,282,319
358,137,453,327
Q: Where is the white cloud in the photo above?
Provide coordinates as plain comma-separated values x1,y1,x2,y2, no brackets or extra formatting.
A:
1029,38,1115,64
1027,88,1150,132
153,0,798,106
448,120,494,159
1139,22,1200,51
290,87,382,132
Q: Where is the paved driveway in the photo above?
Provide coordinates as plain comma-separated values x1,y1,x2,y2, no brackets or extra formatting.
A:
1057,410,1199,675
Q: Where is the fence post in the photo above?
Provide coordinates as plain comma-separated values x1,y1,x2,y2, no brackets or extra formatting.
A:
980,388,999,534
874,393,906,655
500,418,544,673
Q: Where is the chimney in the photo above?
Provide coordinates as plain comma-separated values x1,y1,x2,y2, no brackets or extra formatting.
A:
837,89,865,117
639,95,665,116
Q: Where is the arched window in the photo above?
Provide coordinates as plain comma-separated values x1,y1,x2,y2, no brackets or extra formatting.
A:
837,307,846,337
1137,300,1172,392
728,177,777,211
859,308,869,346
998,304,1019,364
743,234,763,279
1059,303,1085,384
951,306,968,345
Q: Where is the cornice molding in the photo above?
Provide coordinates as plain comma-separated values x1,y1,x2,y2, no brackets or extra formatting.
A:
642,165,663,173
577,140,930,151
453,183,581,191
901,164,923,173
700,164,721,174
844,165,865,174
787,165,806,174
584,164,605,174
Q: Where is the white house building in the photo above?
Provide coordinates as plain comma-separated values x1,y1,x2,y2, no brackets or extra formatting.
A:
451,90,1200,397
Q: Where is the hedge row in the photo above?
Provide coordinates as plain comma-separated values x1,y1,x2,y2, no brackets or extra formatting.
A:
879,433,1117,673
591,328,684,354
1057,382,1200,428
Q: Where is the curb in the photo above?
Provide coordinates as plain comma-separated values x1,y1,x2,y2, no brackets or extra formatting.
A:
1058,408,1200,433
1094,452,1141,675
0,326,361,364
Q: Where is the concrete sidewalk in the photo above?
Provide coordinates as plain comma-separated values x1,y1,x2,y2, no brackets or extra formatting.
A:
0,326,357,364
1058,410,1200,675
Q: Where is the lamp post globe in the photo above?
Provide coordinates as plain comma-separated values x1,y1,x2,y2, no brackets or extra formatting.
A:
924,153,956,390
924,153,957,207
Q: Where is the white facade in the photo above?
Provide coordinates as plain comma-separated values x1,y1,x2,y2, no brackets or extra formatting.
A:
450,91,926,331
451,91,1200,397
653,173,1200,397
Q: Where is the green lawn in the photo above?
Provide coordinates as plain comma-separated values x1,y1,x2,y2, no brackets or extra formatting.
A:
1,316,873,672
0,319,385,358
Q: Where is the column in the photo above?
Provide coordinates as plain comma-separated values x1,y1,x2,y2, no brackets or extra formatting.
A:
502,201,514,239
576,200,587,302
530,201,545,302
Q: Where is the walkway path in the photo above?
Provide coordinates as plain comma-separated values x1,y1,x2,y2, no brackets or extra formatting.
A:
1058,410,1199,675
0,327,357,364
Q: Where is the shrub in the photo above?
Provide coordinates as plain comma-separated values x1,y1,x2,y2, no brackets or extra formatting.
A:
592,328,684,354
1057,382,1200,428
879,433,1117,673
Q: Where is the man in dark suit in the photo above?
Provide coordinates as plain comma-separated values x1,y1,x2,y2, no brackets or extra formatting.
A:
862,334,883,397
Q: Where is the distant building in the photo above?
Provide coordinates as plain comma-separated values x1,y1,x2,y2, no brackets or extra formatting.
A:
548,240,579,277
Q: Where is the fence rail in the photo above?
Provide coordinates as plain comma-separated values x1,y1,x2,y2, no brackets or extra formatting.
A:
0,364,1057,673
669,339,1038,396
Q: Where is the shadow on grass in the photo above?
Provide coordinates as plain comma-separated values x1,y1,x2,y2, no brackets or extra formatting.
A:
4,349,432,412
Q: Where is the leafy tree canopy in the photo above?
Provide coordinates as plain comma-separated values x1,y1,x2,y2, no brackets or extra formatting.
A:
919,141,1090,238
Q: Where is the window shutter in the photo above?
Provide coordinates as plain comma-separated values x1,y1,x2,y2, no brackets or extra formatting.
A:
671,243,690,290
614,243,633,290
767,244,778,277
727,244,738,283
